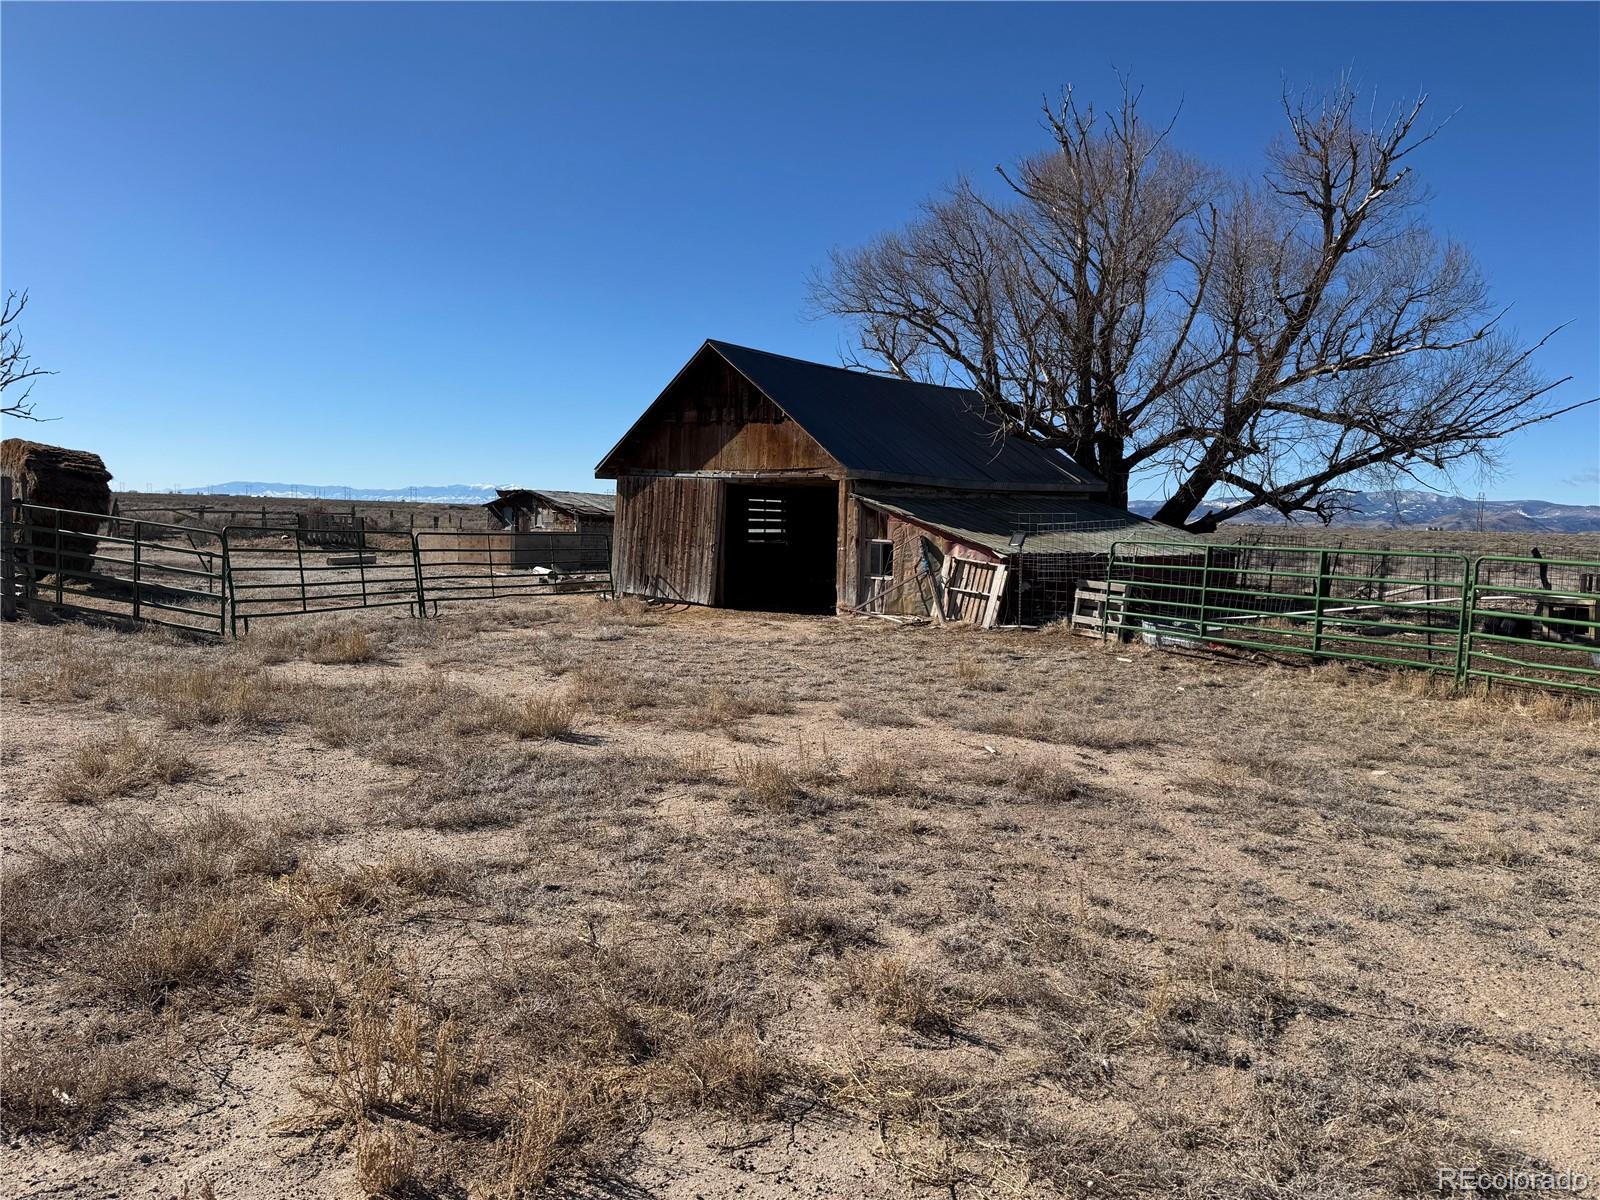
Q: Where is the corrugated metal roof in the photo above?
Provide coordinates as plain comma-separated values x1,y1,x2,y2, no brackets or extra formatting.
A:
491,489,616,518
707,341,1103,492
857,488,1204,558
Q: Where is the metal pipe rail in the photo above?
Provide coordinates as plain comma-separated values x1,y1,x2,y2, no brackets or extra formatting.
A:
1101,542,1599,695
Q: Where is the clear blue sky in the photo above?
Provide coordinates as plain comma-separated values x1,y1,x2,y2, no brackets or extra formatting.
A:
3,2,1597,503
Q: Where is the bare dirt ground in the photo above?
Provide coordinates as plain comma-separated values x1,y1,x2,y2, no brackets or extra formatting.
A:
2,598,1596,1199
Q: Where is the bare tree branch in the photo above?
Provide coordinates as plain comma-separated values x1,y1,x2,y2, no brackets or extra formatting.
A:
1,291,55,421
811,79,1592,530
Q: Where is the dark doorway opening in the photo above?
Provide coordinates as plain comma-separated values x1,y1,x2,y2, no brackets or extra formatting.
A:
722,483,837,612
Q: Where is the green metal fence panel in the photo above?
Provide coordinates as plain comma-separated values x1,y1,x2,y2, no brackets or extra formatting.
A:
5,505,616,637
1463,556,1600,695
1104,540,1473,676
223,526,613,629
223,525,425,630
9,503,226,636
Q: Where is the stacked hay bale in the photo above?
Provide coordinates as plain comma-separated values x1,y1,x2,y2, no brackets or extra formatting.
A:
1,438,113,582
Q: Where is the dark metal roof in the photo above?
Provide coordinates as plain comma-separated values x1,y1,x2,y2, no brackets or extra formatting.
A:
857,488,1203,558
596,341,1104,492
489,489,616,519
707,341,1103,492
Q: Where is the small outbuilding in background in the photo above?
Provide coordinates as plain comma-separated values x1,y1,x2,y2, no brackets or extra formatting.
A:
484,488,616,535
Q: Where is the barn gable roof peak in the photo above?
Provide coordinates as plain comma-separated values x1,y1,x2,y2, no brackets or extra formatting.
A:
597,340,1105,493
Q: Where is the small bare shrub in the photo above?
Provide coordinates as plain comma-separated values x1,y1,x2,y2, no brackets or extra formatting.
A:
46,727,194,803
132,664,274,729
493,695,577,741
837,698,916,728
297,958,472,1131
841,955,967,1036
0,1025,174,1142
849,750,905,797
354,1126,424,1198
564,664,661,714
956,658,1005,692
308,628,377,665
676,684,791,731
731,755,801,811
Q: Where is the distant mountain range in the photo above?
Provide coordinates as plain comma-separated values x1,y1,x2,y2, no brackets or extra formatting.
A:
138,482,1598,531
153,482,508,505
1129,489,1600,533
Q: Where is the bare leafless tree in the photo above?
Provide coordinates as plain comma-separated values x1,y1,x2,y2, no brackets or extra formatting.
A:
812,81,1593,530
1,291,54,421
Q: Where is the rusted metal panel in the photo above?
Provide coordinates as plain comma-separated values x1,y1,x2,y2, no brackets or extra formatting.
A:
613,475,724,604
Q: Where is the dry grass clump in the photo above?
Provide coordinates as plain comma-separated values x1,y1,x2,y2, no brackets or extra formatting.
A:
129,663,276,729
381,751,533,831
837,697,917,727
490,694,578,741
354,1126,425,1199
305,673,575,751
45,726,195,803
0,1024,177,1143
1008,757,1092,804
242,619,385,666
955,657,1005,691
2,811,298,1003
730,754,803,811
563,663,662,715
289,928,792,1195
731,743,838,813
277,852,470,933
848,749,907,797
1068,716,1154,750
1143,933,1303,1067
307,627,378,665
956,703,1066,742
841,955,974,1036
9,632,121,701
675,683,792,732
297,956,473,1131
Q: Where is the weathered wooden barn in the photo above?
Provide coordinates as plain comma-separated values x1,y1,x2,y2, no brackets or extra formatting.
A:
484,489,616,534
596,341,1199,621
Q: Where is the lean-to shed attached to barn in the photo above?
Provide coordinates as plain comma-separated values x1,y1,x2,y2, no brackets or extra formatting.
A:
596,341,1201,623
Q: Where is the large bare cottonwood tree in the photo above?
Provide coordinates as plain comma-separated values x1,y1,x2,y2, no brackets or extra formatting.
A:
813,83,1591,530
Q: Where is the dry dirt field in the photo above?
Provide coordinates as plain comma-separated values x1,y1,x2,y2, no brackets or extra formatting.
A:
2,598,1597,1199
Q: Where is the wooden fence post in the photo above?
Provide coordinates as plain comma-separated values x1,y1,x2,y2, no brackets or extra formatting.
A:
1,476,15,621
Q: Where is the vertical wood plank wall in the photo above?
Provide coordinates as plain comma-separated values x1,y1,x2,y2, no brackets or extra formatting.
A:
613,476,725,605
837,480,859,612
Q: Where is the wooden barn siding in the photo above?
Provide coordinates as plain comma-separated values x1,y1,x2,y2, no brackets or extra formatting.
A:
613,475,724,605
605,355,838,476
846,502,1003,618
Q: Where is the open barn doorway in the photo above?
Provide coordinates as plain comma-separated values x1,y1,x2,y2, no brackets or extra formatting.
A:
722,482,837,612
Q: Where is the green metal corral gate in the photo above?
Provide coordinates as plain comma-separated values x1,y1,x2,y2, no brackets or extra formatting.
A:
1103,541,1600,695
